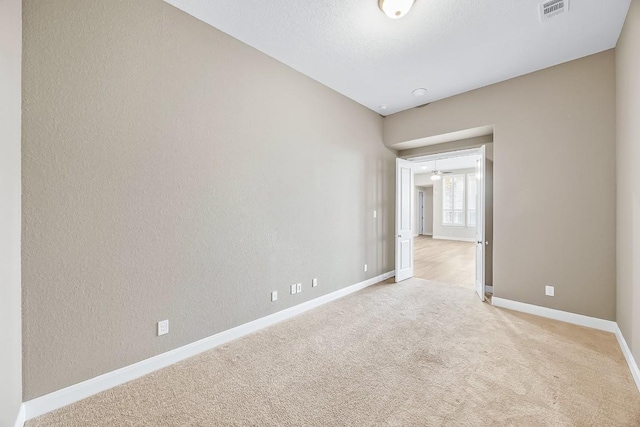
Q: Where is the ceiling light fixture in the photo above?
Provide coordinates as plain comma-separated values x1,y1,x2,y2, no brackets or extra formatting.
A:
430,160,442,181
378,0,416,19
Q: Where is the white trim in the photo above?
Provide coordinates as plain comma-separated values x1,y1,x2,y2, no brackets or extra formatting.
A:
23,271,394,421
403,143,490,160
491,297,640,394
491,297,616,332
13,404,25,427
614,324,640,392
432,235,475,243
485,285,493,294
421,233,433,236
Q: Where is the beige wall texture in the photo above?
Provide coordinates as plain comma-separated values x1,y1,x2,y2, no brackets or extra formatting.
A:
0,0,23,424
22,0,396,399
385,51,617,320
616,0,640,368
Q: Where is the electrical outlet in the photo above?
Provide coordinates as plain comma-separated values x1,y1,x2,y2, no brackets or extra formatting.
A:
364,264,368,272
157,319,169,336
296,283,302,293
290,284,297,295
312,278,318,287
545,285,555,297
271,291,278,302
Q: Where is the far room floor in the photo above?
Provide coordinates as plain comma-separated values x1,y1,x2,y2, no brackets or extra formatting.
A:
413,235,475,289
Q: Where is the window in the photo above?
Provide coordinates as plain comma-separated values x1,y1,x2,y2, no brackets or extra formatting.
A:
442,173,478,228
467,173,477,227
442,175,465,226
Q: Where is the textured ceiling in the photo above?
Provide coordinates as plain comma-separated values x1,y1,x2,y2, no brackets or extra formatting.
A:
164,0,631,115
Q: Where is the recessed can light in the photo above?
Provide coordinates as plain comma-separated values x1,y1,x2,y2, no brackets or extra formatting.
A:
380,104,388,110
412,88,427,97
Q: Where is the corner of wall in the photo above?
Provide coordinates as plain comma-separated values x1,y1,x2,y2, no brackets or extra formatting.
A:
0,0,23,425
615,0,640,368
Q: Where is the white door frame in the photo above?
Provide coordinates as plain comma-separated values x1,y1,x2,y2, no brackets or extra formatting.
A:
396,148,488,296
418,190,424,235
475,145,486,301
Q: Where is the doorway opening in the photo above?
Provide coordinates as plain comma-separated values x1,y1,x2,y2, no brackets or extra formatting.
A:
395,147,493,301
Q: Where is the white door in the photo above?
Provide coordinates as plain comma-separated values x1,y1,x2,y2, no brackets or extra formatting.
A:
396,158,414,282
475,146,486,300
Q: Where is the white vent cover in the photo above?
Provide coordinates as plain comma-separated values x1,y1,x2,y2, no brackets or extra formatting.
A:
539,0,569,21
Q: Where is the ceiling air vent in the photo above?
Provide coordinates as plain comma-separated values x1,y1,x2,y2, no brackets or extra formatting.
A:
539,0,568,21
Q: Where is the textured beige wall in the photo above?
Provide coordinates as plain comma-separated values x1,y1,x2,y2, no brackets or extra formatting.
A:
616,0,640,367
385,51,617,320
22,0,396,399
0,0,23,424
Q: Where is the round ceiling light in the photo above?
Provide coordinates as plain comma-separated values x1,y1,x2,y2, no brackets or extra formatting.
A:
412,87,427,97
378,0,416,19
380,104,388,110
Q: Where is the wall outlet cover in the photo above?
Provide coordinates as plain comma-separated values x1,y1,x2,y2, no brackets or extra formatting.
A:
312,278,318,287
545,285,555,297
271,291,278,302
157,320,169,336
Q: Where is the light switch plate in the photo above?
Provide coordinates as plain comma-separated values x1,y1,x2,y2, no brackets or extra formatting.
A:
545,285,555,297
271,291,278,302
312,278,318,287
290,284,297,295
296,283,302,293
157,320,169,336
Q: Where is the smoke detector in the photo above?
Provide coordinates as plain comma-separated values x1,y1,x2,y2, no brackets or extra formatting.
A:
539,0,569,22
412,88,427,97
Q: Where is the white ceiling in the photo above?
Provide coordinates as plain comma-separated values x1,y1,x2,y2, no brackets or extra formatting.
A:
412,154,478,174
165,0,631,115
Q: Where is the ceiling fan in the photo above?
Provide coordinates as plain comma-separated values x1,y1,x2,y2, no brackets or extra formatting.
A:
428,160,453,181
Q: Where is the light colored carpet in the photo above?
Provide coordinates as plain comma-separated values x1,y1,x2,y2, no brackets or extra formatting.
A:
27,278,640,426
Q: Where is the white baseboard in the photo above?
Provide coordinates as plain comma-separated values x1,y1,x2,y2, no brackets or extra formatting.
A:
491,297,616,332
13,404,25,427
432,235,475,242
492,297,640,394
614,324,640,393
22,271,394,421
